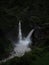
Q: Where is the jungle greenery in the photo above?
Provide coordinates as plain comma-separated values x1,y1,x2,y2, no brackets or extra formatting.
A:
0,0,49,65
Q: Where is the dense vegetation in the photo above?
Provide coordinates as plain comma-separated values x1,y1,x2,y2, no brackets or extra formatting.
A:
0,0,49,65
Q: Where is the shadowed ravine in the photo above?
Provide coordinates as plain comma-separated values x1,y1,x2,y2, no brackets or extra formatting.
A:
0,21,34,63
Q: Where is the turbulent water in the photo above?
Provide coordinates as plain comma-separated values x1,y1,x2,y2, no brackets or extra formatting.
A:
0,21,34,63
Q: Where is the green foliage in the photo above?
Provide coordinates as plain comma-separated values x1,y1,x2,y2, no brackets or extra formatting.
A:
0,38,13,60
0,0,49,65
30,53,49,65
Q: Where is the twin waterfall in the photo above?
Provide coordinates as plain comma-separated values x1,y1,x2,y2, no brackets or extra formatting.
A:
0,22,34,63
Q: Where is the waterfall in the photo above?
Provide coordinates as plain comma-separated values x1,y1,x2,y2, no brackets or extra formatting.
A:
19,21,22,41
0,21,34,63
12,22,34,57
26,29,34,39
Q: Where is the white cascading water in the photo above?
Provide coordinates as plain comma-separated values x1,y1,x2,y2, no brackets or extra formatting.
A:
0,21,34,63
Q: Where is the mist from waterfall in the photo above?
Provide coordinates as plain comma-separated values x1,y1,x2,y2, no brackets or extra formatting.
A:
0,21,34,63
